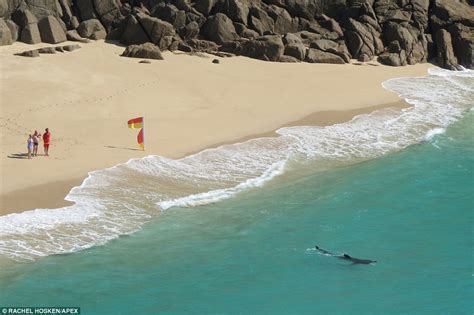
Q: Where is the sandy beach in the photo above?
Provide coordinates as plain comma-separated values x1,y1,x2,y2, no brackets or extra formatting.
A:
0,40,432,215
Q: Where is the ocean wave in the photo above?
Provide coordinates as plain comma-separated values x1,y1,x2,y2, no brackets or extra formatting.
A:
0,67,472,262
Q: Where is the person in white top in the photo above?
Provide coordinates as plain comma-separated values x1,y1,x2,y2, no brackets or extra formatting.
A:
27,134,34,159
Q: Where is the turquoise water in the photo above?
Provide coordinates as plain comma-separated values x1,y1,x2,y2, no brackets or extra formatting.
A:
1,111,472,314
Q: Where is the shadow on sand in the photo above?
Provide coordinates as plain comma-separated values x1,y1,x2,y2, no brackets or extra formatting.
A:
104,145,143,151
7,153,29,159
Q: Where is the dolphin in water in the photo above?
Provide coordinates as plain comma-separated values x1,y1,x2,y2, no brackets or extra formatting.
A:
315,245,377,265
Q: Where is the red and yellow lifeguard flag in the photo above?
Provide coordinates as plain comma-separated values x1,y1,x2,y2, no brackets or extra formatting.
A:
127,117,145,150
128,117,143,129
137,128,144,150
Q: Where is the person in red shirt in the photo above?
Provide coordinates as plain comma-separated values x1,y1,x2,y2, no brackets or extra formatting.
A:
43,128,51,156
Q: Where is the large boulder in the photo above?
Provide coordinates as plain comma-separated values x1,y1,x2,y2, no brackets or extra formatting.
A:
201,13,238,44
282,33,308,61
448,23,474,69
309,39,350,62
241,35,284,61
284,42,305,60
224,0,249,25
77,19,106,40
248,7,274,35
305,48,345,64
435,28,459,70
234,22,259,39
121,42,164,60
0,18,11,45
66,29,90,43
344,17,383,60
383,22,427,65
194,0,220,15
93,0,123,30
138,14,175,46
266,5,298,35
21,23,41,44
38,15,66,44
0,0,8,19
76,0,98,21
121,15,149,45
5,19,18,41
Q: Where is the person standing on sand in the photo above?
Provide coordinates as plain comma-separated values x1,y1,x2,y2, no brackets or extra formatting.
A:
27,134,34,159
33,130,41,157
43,128,51,156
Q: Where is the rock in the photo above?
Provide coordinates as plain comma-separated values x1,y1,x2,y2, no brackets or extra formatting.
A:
24,0,63,21
181,21,200,39
357,53,371,62
378,50,407,67
234,22,259,39
38,16,66,44
194,0,219,15
383,22,427,65
0,17,12,45
212,58,220,63
76,0,98,21
185,38,219,52
0,0,8,19
5,19,18,41
435,29,459,70
178,41,193,52
12,8,37,28
66,30,90,43
305,48,345,64
139,60,151,64
63,44,81,52
294,31,322,45
70,16,79,29
284,42,305,60
344,18,383,60
448,23,474,69
77,19,106,39
38,46,56,54
90,30,106,40
55,46,64,52
202,13,238,44
121,15,149,45
15,49,40,57
121,42,164,60
224,0,249,25
266,5,298,35
93,0,124,30
21,23,41,44
279,55,299,62
138,14,175,46
283,33,302,45
248,7,274,36
241,35,284,62
320,17,344,38
309,39,351,63
152,4,186,29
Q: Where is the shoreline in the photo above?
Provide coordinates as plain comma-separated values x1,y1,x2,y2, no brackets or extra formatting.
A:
0,100,407,215
0,40,432,216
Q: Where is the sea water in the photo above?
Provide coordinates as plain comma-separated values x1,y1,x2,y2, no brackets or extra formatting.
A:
0,68,472,314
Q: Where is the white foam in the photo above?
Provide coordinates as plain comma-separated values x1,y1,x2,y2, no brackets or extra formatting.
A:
425,128,446,141
159,160,286,210
1,67,472,262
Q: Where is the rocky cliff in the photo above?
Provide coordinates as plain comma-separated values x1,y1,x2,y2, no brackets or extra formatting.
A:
0,0,472,69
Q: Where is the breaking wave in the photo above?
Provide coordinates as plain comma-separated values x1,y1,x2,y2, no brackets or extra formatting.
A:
0,67,472,262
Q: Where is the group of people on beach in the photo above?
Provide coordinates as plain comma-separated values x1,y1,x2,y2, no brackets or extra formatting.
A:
27,128,51,159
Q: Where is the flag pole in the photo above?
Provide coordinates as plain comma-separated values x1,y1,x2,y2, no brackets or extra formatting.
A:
142,116,145,151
